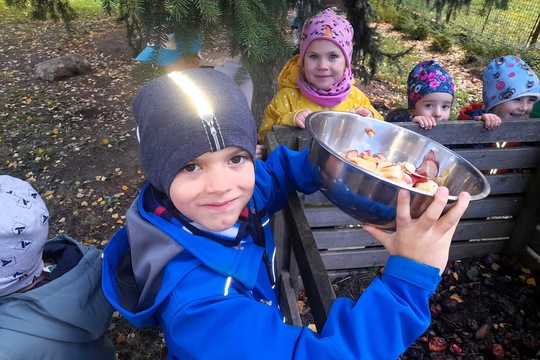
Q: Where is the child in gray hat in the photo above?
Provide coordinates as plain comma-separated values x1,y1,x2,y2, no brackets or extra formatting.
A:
102,67,471,360
0,175,115,360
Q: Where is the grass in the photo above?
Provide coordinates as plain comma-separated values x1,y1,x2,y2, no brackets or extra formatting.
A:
0,0,103,24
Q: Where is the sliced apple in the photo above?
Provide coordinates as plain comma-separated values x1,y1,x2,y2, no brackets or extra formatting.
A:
414,179,439,193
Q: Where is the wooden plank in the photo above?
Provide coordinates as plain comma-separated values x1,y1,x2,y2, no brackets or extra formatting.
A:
312,218,515,249
303,173,534,199
398,119,540,144
303,196,524,228
279,270,303,326
318,239,508,270
272,119,540,149
283,192,335,331
508,166,540,256
486,172,533,195
452,147,540,171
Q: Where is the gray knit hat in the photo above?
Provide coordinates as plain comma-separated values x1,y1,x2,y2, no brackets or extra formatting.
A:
132,68,257,194
0,176,49,297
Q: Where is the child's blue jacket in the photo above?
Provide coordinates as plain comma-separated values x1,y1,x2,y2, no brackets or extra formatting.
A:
102,145,442,360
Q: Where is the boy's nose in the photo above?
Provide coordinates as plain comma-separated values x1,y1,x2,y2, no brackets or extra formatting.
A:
205,169,232,193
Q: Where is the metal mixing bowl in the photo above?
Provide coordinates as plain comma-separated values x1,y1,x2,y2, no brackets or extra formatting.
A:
306,111,491,229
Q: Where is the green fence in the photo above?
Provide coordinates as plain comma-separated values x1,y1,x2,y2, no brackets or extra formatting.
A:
378,0,540,50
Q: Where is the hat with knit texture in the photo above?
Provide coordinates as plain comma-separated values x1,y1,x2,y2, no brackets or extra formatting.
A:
299,8,354,68
0,176,49,297
407,60,455,109
132,68,257,195
482,55,540,111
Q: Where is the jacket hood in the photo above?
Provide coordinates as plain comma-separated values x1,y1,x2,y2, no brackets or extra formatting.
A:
102,183,266,327
278,55,302,90
0,235,112,343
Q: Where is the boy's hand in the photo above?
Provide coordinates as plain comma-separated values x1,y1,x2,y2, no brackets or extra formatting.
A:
475,114,501,130
412,116,437,129
349,107,374,118
363,187,471,275
295,109,313,128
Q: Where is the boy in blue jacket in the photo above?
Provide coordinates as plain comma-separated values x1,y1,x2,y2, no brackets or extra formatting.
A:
101,67,471,360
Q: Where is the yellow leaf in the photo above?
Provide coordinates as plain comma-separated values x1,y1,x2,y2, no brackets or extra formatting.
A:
521,267,531,274
519,275,526,282
449,285,456,291
121,185,129,191
37,148,44,154
102,138,109,145
491,263,500,271
43,190,54,196
111,213,119,219
52,129,59,135
450,293,463,303
526,278,536,286
308,323,317,332
81,201,88,206
453,272,459,281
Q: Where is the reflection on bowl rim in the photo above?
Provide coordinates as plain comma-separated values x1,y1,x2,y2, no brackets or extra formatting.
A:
306,111,491,202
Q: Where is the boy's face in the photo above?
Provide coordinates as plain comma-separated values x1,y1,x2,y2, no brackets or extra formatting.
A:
412,92,453,121
168,146,255,232
491,96,537,120
303,39,346,90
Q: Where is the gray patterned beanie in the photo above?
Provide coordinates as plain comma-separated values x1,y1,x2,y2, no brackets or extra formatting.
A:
0,176,49,297
132,68,257,195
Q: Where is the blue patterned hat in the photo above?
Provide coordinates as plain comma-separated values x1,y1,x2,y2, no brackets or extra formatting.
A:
482,55,540,111
407,60,455,109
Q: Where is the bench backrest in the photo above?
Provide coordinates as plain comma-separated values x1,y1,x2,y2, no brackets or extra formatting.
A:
268,119,540,329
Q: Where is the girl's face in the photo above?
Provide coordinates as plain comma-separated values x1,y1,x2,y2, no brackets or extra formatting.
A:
168,146,255,232
303,39,347,90
491,96,537,120
411,92,453,121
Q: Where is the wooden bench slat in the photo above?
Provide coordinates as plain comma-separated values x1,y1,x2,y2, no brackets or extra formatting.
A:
303,196,524,228
312,218,515,249
319,239,508,272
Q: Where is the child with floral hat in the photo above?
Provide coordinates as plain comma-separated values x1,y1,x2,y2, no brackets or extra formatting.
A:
387,60,501,130
257,8,383,144
0,175,114,360
458,55,540,124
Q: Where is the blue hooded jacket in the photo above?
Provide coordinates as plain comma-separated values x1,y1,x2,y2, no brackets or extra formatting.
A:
102,145,442,360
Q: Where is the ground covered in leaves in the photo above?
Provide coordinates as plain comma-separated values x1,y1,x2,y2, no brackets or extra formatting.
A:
2,13,532,360
324,254,540,360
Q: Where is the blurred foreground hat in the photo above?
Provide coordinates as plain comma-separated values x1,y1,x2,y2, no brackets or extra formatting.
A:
135,33,202,67
407,60,455,109
0,176,49,297
482,55,540,111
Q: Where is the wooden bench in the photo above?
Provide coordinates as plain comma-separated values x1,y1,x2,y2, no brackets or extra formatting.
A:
267,119,540,331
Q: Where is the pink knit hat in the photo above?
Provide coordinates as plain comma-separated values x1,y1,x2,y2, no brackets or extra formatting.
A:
299,8,354,68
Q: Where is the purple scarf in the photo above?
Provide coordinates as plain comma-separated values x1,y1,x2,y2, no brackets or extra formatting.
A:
296,68,354,107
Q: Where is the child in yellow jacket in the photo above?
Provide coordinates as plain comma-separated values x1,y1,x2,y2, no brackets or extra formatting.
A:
257,8,382,144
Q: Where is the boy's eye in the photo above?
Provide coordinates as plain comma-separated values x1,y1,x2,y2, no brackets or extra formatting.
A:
229,155,247,165
181,163,200,173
